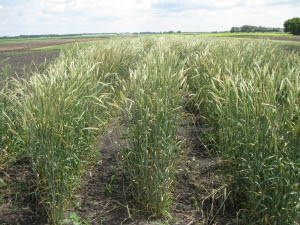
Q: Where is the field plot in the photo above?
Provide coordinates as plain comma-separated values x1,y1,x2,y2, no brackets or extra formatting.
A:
204,32,300,51
0,36,299,225
0,36,119,52
0,35,120,78
228,34,300,44
0,51,60,78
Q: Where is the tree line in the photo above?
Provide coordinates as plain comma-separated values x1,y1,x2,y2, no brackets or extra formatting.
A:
230,25,283,33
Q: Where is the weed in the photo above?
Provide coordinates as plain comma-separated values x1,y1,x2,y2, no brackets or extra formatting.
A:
191,196,199,210
0,178,5,188
63,212,90,225
105,174,117,195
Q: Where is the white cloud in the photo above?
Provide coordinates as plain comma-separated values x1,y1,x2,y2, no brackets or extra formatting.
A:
0,0,299,35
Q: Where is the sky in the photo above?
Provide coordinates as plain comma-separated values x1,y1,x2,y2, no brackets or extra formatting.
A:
0,0,299,36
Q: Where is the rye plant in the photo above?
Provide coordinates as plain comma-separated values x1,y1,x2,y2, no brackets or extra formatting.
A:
0,65,25,167
0,65,10,148
0,65,12,166
8,40,140,224
122,39,186,217
187,38,300,224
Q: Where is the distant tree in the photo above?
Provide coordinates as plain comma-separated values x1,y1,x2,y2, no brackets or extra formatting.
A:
241,25,256,33
230,27,240,32
284,17,300,35
177,31,181,33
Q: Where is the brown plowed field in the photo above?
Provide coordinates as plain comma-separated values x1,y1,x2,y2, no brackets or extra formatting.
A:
0,51,60,78
0,38,107,52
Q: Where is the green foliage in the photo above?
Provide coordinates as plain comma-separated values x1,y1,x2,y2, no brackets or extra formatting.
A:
0,66,10,155
105,174,117,195
284,17,300,35
0,65,25,167
1,39,141,224
2,36,300,224
63,212,90,225
121,38,186,217
231,25,282,33
187,38,300,224
19,48,112,223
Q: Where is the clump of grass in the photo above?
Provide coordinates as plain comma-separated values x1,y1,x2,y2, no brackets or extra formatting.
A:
121,39,186,217
0,65,25,168
4,40,141,224
0,65,12,166
0,65,11,148
187,38,300,224
19,48,113,224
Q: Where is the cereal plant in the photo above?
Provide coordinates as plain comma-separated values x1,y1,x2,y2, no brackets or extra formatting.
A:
122,38,186,217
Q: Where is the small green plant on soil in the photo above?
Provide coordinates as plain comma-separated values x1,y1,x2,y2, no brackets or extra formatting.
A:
0,178,5,188
105,174,117,195
191,196,199,210
63,212,90,225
